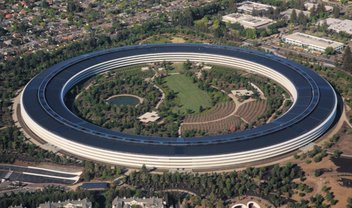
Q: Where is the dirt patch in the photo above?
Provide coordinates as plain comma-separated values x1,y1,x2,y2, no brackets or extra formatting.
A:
291,156,352,207
331,131,352,155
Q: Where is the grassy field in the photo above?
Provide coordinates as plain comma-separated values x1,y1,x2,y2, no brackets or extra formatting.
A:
164,74,212,113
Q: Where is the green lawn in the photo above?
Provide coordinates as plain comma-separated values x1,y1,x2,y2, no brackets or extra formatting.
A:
164,74,212,113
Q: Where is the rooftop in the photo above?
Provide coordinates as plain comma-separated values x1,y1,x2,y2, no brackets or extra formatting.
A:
282,32,344,49
238,1,276,13
112,197,164,208
138,111,160,123
319,18,352,35
280,9,310,18
222,13,274,29
304,2,333,12
38,198,92,208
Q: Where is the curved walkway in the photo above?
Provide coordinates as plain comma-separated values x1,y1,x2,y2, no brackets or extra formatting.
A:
153,84,165,109
158,188,198,196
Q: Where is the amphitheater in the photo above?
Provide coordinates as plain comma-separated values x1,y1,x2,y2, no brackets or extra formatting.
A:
20,44,337,170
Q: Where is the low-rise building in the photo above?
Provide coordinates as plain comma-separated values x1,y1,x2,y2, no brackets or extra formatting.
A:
280,9,310,19
318,18,352,35
138,111,160,123
222,13,274,29
304,2,333,12
282,32,344,53
237,1,276,14
112,197,164,208
38,198,92,208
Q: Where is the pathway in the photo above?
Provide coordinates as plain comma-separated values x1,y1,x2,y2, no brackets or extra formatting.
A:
158,188,198,196
266,94,291,123
153,84,165,109
149,68,166,110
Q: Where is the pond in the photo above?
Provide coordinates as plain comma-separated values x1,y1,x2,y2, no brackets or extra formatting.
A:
106,95,141,106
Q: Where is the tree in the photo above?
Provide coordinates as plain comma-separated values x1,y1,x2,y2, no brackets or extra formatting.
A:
67,1,83,13
194,16,209,32
331,149,342,158
290,9,297,25
325,47,335,55
297,11,307,27
216,199,224,208
177,8,193,26
319,20,329,33
41,0,49,8
340,0,348,5
245,28,257,39
314,169,323,177
332,6,340,18
347,197,352,208
0,27,7,36
342,46,352,71
227,0,237,13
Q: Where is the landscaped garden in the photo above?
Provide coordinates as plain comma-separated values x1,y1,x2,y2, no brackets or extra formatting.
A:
66,61,291,137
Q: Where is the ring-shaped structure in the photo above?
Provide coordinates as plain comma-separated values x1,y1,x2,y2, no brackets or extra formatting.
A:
20,44,337,170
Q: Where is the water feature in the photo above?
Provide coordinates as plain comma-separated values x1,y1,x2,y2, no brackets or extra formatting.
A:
107,95,141,106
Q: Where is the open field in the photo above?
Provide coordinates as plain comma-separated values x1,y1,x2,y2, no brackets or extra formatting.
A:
330,127,352,156
164,74,211,113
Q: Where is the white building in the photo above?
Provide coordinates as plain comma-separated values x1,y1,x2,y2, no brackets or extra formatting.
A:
238,1,276,14
282,32,344,53
318,18,352,35
38,199,92,208
222,13,274,29
112,197,164,208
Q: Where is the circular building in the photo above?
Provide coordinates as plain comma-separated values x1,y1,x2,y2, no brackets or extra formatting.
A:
20,44,337,170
